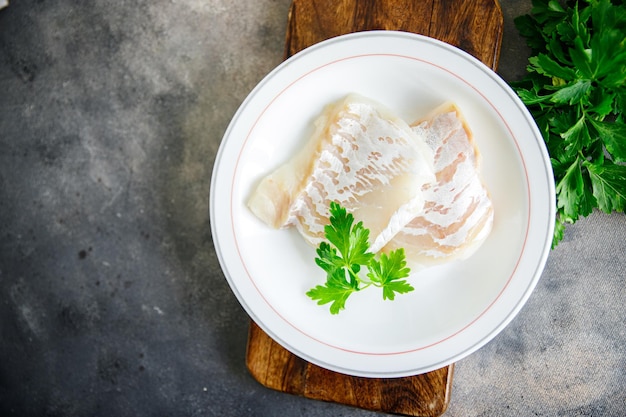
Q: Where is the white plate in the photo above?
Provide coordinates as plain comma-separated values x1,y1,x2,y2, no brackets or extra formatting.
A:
210,31,555,377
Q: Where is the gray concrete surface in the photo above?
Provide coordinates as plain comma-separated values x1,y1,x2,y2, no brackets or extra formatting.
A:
1,1,624,416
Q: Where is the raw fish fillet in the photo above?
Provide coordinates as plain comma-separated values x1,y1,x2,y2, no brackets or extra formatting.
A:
247,94,436,253
383,103,494,266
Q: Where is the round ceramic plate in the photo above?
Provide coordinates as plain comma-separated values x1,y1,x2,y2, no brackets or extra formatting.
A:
210,31,555,377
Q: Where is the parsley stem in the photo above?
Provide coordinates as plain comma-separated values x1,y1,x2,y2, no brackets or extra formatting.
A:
359,282,373,290
347,269,360,290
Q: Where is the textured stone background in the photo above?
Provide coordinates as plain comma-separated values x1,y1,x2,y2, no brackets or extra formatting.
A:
1,1,625,416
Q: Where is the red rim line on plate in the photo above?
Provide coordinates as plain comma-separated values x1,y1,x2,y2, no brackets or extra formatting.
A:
229,52,532,357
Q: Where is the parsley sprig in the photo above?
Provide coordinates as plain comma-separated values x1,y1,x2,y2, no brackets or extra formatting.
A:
306,202,413,314
513,0,626,247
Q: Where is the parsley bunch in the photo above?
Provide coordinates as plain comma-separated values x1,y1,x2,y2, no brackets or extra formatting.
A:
513,0,626,247
306,202,413,314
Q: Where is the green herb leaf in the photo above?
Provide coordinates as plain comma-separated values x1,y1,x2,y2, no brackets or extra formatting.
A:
560,114,591,155
314,241,342,274
308,202,413,314
550,79,591,104
513,0,626,246
306,268,356,315
569,37,594,78
556,156,590,220
585,160,626,214
367,249,414,301
323,201,374,269
530,53,577,81
588,118,626,162
516,87,552,105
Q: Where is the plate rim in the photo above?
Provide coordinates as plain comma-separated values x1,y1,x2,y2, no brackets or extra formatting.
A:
210,30,555,377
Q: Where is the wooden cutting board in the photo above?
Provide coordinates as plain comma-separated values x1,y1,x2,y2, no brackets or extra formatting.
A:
246,1,503,416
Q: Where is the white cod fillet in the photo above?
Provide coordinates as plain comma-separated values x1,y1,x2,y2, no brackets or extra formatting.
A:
247,94,436,253
383,102,494,266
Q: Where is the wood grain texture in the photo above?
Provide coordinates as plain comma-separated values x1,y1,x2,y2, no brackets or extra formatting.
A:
247,322,454,416
247,1,503,416
284,0,503,71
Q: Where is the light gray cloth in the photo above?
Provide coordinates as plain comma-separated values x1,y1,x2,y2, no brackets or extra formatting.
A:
447,210,626,416
0,1,624,416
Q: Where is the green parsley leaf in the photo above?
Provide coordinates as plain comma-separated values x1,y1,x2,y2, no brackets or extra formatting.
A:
589,118,626,162
367,249,414,301
307,202,413,314
513,0,626,246
530,53,576,81
306,268,356,315
585,159,626,213
555,156,593,220
550,79,591,104
323,201,374,270
314,241,342,275
560,114,591,155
